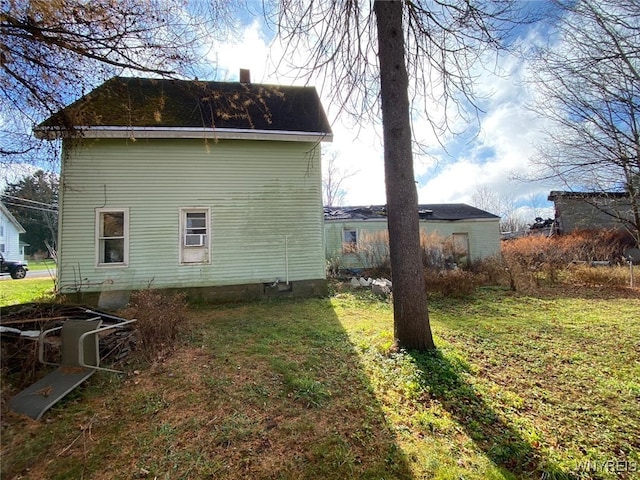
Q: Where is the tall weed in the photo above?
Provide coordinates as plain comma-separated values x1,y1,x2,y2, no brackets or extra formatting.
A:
354,230,391,274
424,269,479,298
500,229,637,291
121,290,189,363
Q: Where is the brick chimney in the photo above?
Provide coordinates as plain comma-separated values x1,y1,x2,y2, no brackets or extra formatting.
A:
239,69,251,84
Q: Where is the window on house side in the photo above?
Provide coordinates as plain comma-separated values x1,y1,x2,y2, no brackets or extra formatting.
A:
184,212,207,246
343,229,358,253
180,208,210,264
96,208,128,266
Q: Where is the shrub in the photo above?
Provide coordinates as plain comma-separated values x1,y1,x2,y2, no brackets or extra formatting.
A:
121,290,189,363
425,269,479,298
501,235,560,290
469,255,511,287
562,229,636,263
326,256,342,278
421,231,474,270
355,230,391,273
567,264,630,287
500,229,638,291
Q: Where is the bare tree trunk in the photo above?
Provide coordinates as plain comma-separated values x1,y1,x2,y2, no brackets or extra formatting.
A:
374,0,434,350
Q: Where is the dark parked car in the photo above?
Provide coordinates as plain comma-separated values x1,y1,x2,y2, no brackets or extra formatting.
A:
0,253,28,279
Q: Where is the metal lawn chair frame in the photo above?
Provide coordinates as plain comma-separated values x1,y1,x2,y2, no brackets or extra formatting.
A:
9,317,137,420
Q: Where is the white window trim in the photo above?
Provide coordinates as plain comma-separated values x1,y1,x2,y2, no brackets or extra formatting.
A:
95,208,129,268
179,207,211,265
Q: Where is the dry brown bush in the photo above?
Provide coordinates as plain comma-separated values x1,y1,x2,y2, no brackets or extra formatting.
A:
121,290,189,363
500,229,637,291
355,230,391,274
567,264,630,287
348,228,636,293
420,231,468,269
424,269,479,298
501,235,560,289
469,255,511,287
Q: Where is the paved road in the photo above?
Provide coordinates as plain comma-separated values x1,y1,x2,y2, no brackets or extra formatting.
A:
0,269,56,281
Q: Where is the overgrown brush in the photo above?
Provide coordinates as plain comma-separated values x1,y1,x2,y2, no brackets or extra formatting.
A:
500,229,637,291
121,290,189,363
342,227,637,294
354,230,391,273
567,264,631,287
421,231,467,269
351,230,466,276
424,269,479,298
469,255,510,286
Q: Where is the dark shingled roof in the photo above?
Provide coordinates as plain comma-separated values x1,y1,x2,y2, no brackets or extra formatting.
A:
39,77,332,134
548,190,630,201
324,204,499,221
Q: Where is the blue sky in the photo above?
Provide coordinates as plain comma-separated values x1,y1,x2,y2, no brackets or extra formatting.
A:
204,4,559,222
4,1,561,223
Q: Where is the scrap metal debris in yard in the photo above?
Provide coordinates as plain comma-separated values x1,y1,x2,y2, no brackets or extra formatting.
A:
0,303,137,386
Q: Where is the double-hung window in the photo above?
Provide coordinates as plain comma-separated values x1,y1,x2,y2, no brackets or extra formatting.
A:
180,208,210,264
96,208,129,266
184,212,207,247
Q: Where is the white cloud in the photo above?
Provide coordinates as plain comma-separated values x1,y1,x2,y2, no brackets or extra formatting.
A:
325,125,386,206
0,163,39,190
415,34,559,216
207,16,560,215
207,20,274,83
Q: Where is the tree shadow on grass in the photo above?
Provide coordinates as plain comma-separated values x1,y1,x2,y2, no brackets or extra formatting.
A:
409,348,576,480
189,297,417,479
1,298,415,480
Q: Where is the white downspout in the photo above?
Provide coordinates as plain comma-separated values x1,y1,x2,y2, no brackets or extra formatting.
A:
284,235,290,285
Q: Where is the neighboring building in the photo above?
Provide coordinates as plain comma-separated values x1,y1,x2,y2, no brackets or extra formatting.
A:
324,204,501,270
35,76,332,304
0,202,27,261
548,191,639,235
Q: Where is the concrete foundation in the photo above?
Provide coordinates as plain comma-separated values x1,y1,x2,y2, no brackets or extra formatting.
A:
61,279,328,309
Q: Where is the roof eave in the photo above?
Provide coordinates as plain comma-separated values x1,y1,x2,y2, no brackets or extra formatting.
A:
0,203,27,233
34,126,333,143
324,216,499,222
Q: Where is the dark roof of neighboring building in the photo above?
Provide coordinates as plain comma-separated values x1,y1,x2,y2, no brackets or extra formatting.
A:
548,190,630,201
38,76,332,135
324,204,499,222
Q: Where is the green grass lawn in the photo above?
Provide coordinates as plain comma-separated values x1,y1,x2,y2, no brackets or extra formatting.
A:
1,287,639,479
24,259,56,272
0,277,55,307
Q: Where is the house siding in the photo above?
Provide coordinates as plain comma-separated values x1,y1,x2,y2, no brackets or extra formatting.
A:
0,206,25,261
325,218,500,269
58,138,324,294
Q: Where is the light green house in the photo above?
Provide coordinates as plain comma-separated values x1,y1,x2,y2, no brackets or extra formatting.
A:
324,204,501,270
36,76,332,304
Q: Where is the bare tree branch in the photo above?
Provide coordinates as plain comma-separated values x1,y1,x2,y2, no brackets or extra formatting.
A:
1,0,236,165
270,0,529,351
322,149,357,207
528,0,640,243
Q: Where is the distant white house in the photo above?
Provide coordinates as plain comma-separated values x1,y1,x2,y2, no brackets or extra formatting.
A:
0,202,27,261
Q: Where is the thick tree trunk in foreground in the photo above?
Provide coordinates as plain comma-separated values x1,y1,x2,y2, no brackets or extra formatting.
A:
374,0,435,350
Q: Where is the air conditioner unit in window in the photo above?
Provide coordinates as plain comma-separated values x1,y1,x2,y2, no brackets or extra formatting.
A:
184,234,206,247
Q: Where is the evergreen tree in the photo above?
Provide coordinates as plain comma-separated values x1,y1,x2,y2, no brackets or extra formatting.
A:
2,170,59,256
